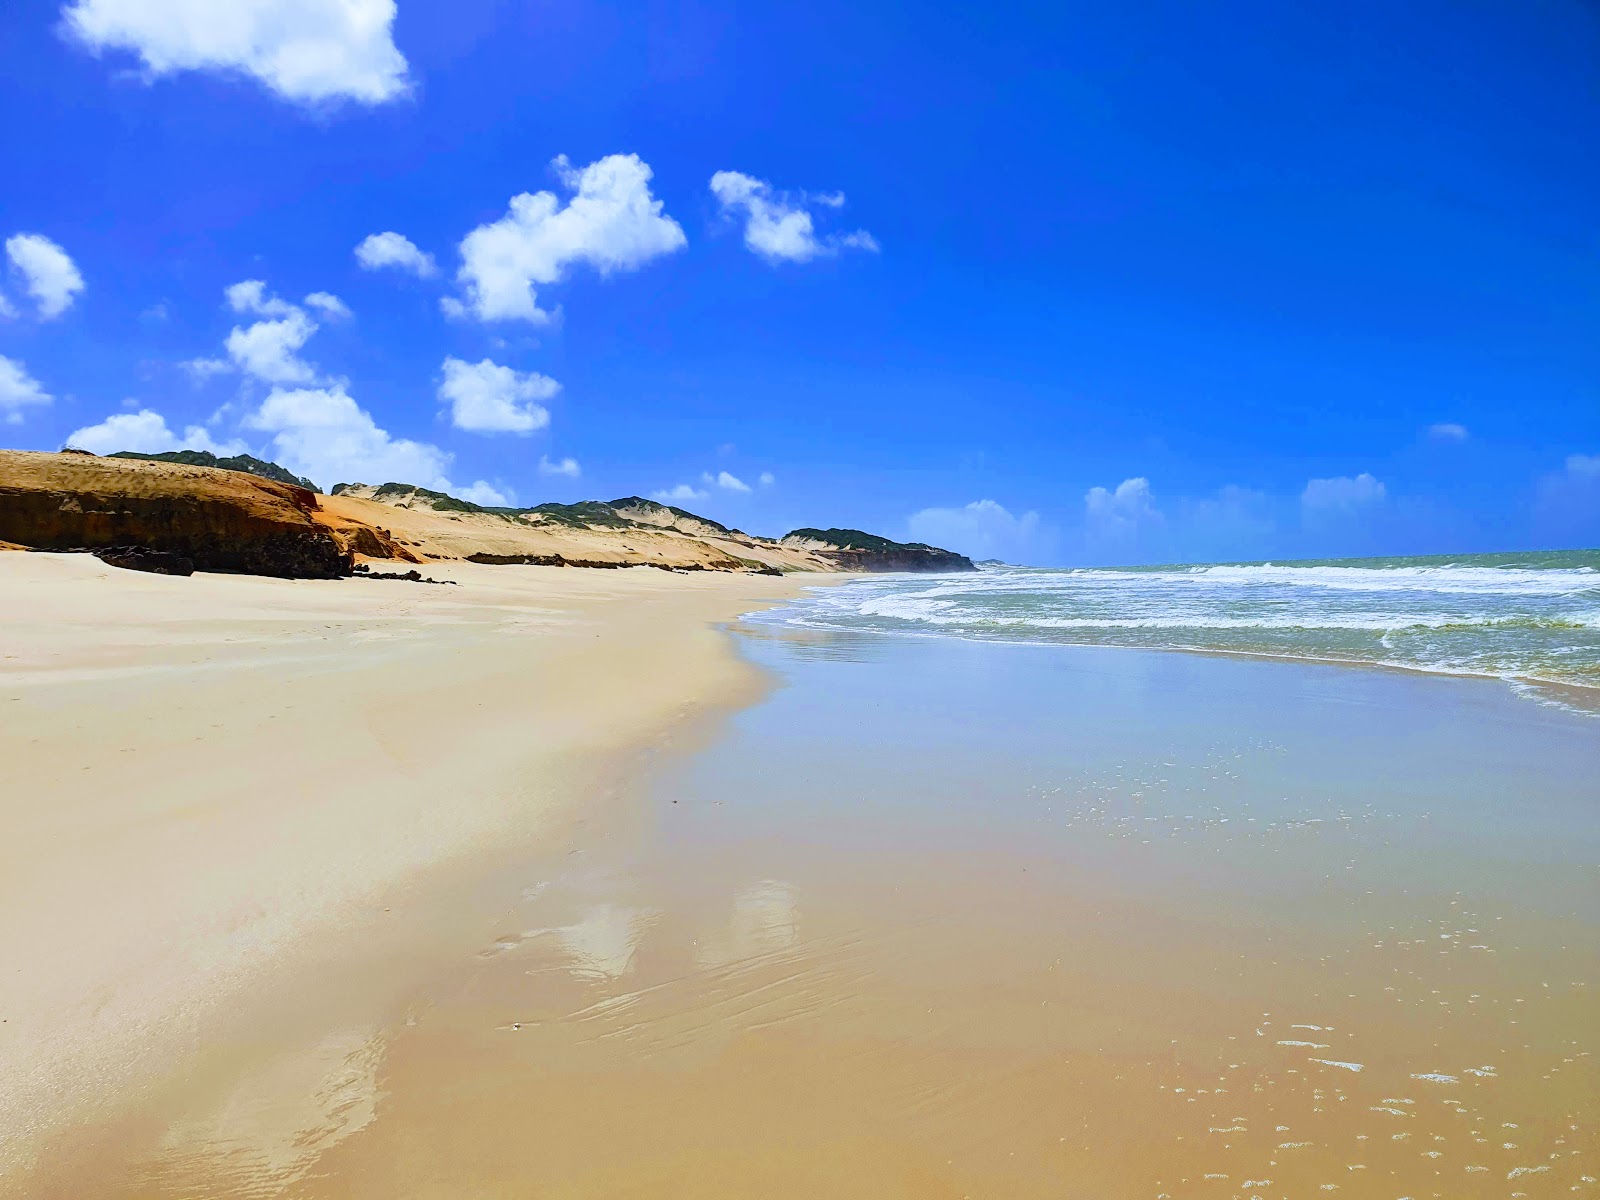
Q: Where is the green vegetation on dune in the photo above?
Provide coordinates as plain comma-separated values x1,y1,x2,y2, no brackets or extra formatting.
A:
530,500,636,529
607,496,733,534
107,450,318,493
784,527,939,553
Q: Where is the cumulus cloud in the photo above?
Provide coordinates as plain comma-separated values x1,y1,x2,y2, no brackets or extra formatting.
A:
0,355,52,424
908,498,1046,562
62,0,410,106
538,455,581,478
758,471,775,487
6,233,85,318
226,279,294,317
303,290,351,320
244,384,452,491
210,281,332,384
456,480,513,507
437,356,558,434
1301,472,1386,513
452,154,686,323
702,469,750,493
1085,477,1161,537
355,231,436,277
64,408,246,456
709,171,879,263
226,307,319,383
653,483,709,504
1428,422,1469,442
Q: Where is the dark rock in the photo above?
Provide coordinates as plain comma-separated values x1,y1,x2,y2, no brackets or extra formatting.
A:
351,568,457,585
91,546,195,576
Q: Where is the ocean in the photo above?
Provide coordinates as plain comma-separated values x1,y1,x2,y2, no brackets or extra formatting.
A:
755,549,1600,704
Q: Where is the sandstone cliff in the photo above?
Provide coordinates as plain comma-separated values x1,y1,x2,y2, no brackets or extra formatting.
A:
0,450,350,578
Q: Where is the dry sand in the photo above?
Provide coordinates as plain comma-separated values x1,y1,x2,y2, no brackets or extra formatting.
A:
0,552,809,1192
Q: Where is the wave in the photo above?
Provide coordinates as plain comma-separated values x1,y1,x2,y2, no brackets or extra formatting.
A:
848,605,1600,634
952,564,1600,597
756,556,1600,702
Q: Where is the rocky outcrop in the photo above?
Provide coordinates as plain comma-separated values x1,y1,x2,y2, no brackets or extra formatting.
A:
780,528,975,573
0,450,352,579
92,546,196,576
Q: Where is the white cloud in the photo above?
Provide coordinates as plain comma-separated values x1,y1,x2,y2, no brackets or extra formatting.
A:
908,499,1045,562
0,291,17,319
653,483,709,504
0,355,51,424
456,480,513,507
758,471,776,487
62,0,410,106
702,469,750,493
6,233,85,318
226,307,319,383
709,170,879,264
452,153,687,323
1428,422,1469,442
303,290,351,320
245,384,453,491
226,278,294,317
438,356,558,434
1301,472,1386,513
181,357,233,382
64,408,247,456
1085,477,1161,536
218,281,323,383
538,454,581,478
354,231,436,277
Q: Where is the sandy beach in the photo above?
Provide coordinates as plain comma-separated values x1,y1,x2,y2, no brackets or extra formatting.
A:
4,556,1597,1199
0,553,809,1193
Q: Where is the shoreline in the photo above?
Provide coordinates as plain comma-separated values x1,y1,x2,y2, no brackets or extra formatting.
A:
0,553,820,1188
759,590,1600,712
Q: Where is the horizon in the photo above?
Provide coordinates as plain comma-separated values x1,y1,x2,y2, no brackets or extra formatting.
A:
2,0,1598,566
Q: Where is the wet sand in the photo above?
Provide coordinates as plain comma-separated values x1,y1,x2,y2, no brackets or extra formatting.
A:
0,553,809,1194
7,573,1599,1198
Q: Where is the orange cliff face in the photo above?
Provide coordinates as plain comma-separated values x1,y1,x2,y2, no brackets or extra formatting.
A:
0,450,354,578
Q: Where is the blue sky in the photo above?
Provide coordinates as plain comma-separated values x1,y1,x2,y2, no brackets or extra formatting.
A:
0,0,1596,564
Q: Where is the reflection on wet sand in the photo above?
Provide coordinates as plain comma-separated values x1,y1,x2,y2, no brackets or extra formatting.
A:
152,1028,383,1196
111,639,1600,1196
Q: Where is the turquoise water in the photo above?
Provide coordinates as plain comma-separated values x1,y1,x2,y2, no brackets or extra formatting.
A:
756,550,1600,700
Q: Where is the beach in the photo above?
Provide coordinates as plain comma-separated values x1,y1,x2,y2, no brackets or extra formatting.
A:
4,557,1598,1198
0,553,808,1194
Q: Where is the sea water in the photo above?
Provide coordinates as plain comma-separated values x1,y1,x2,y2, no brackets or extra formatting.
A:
752,550,1600,704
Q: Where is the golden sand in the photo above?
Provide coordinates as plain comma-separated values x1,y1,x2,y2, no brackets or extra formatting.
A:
4,556,1594,1199
0,553,805,1193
